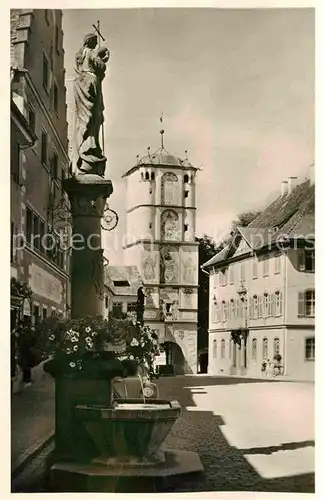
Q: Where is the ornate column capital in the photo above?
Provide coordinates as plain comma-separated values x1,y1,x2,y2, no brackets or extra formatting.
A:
64,175,113,217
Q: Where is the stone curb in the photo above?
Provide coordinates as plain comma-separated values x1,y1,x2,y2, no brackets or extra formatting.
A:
11,430,54,479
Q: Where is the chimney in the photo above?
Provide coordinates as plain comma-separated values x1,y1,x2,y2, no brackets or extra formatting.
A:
288,176,298,195
281,181,288,196
309,164,315,185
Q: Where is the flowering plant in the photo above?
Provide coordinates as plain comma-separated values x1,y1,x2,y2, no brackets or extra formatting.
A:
36,313,160,377
11,277,32,300
36,315,124,375
117,312,160,373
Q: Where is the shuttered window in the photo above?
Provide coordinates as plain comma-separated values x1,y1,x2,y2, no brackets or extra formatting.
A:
221,339,225,358
275,292,283,317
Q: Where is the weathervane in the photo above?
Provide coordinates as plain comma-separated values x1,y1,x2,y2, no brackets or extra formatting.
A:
160,112,165,149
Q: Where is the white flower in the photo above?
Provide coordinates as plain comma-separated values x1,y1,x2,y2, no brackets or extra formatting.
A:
66,348,72,354
129,355,134,360
49,335,55,341
85,327,91,333
85,337,92,343
130,338,139,347
71,336,78,343
73,345,78,351
91,331,98,337
141,342,145,347
69,362,76,368
85,339,93,350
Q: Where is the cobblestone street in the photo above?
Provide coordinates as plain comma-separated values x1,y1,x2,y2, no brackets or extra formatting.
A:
12,374,314,493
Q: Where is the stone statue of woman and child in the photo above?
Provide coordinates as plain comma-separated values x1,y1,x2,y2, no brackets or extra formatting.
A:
71,32,110,177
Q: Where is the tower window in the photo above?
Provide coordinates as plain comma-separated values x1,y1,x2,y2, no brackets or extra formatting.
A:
184,190,189,198
149,223,152,229
184,174,189,183
151,172,155,181
145,172,150,180
149,187,152,194
184,224,188,232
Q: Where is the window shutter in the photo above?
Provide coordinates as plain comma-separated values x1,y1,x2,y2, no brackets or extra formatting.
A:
298,251,305,271
249,297,253,319
298,292,305,317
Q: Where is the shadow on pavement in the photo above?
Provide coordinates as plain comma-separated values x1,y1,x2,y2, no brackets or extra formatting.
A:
157,376,315,493
239,440,315,455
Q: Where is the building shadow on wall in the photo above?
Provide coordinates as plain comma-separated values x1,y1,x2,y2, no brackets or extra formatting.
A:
157,376,315,493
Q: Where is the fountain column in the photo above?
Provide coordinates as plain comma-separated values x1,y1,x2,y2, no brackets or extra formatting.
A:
64,175,113,318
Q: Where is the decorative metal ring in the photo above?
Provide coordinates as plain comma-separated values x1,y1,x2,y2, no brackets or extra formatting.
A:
101,205,119,231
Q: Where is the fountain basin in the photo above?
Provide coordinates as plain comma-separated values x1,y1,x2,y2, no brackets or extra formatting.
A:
75,398,181,465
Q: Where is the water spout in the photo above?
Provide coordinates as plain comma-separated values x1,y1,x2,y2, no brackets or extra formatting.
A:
137,372,146,404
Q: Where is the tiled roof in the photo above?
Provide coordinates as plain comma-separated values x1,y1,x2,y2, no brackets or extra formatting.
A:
201,245,229,269
105,266,142,296
202,178,315,269
249,179,314,232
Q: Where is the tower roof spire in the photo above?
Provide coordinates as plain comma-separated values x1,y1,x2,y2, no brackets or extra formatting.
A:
159,112,165,149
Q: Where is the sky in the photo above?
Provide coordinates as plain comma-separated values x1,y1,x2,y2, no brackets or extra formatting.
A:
62,8,314,265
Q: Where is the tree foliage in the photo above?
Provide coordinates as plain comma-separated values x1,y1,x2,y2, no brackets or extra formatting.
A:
231,211,261,229
196,235,219,350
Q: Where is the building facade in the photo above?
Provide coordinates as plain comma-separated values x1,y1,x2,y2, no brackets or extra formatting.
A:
122,138,199,374
202,174,315,381
103,265,142,320
11,9,70,324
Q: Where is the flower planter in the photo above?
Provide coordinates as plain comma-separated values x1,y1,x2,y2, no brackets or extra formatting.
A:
44,357,124,463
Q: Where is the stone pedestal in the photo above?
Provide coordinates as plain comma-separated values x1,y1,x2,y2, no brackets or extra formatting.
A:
64,174,113,318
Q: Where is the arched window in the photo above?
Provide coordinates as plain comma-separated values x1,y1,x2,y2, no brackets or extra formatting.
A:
161,172,179,205
252,338,257,360
161,210,180,241
213,339,217,358
151,172,155,181
184,174,189,183
273,337,280,356
145,172,150,180
221,339,225,358
262,337,268,358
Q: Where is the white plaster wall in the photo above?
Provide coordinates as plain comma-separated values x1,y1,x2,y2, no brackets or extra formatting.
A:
285,328,315,381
